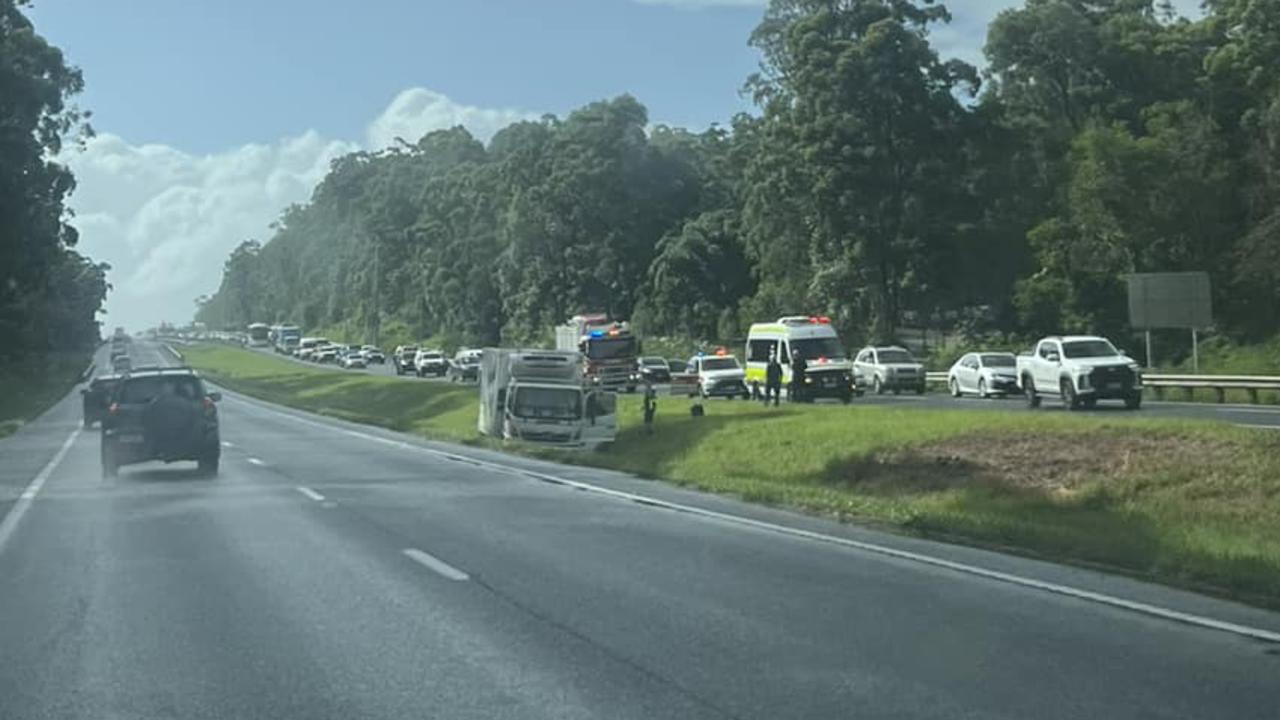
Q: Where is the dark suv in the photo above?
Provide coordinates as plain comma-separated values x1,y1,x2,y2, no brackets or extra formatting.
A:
100,367,222,478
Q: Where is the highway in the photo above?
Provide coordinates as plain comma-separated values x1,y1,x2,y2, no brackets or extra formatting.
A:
2,341,1279,719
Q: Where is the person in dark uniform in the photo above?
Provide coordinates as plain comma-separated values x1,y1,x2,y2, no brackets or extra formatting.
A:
765,350,783,406
642,381,657,434
791,351,808,403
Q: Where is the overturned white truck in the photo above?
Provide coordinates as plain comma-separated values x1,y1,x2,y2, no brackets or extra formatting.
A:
477,349,617,449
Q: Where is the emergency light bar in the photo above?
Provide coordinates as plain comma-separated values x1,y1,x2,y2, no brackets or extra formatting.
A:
778,315,832,325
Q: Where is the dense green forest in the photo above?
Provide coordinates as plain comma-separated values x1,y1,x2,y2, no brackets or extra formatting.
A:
197,0,1280,355
0,0,108,359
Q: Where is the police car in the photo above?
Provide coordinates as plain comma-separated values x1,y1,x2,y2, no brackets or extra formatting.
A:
688,349,750,400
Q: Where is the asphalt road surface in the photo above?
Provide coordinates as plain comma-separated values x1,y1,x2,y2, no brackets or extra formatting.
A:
2,341,1279,719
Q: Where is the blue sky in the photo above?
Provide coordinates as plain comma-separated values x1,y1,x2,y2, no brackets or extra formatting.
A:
29,0,764,153
25,0,1202,330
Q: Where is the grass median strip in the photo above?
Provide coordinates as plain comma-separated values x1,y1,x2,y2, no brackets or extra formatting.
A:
185,343,1280,607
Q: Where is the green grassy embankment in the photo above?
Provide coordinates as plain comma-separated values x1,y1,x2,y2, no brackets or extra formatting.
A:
182,343,478,442
184,342,1280,606
0,352,92,438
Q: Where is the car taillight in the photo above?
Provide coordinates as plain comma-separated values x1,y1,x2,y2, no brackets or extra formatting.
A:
108,402,119,415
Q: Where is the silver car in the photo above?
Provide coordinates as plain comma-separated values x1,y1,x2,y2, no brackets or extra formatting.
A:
947,352,1019,398
853,346,925,395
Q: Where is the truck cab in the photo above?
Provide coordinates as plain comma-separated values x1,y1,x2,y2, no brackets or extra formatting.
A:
477,349,616,449
554,314,638,392
1017,336,1143,410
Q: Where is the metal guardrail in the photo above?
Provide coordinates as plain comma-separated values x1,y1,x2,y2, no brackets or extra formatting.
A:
1143,374,1280,404
925,371,1280,404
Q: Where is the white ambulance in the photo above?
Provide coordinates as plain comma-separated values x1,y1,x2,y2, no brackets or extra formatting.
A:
744,316,857,403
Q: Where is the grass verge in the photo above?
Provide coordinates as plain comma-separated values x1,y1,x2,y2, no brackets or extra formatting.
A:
0,351,92,438
185,342,1280,607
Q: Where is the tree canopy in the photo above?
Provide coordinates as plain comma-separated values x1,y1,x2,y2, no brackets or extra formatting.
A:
199,0,1280,352
1,0,107,357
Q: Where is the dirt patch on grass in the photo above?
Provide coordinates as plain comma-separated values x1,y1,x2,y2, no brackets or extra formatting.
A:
828,431,1241,496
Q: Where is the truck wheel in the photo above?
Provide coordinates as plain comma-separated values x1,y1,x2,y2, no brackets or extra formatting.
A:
915,384,926,395
1061,379,1081,411
1024,376,1041,408
873,377,884,395
949,378,961,398
1125,392,1143,410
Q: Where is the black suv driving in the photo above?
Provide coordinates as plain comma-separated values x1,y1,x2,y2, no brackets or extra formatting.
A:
100,367,222,478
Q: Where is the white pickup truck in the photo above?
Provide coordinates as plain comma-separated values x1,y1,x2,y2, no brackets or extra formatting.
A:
1016,335,1143,410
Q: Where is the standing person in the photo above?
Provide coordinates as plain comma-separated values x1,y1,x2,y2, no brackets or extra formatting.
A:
642,381,657,434
791,351,808,403
765,350,783,407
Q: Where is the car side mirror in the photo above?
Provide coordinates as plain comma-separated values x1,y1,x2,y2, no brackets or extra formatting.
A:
208,392,222,402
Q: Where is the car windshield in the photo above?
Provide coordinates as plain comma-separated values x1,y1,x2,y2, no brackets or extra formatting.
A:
1062,340,1120,358
791,337,846,361
421,353,443,359
509,387,581,420
876,349,915,364
702,357,739,371
981,354,1016,368
119,376,204,403
585,336,636,360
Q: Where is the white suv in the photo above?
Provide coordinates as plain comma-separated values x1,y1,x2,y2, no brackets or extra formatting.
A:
413,349,448,377
853,346,926,395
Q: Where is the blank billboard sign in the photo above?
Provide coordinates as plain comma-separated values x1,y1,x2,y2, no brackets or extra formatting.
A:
1127,272,1212,329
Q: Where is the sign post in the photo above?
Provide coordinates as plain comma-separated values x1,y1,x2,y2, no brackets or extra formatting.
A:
1127,272,1212,369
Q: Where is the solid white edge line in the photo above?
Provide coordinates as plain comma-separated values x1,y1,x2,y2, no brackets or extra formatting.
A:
0,427,80,555
1237,423,1280,431
295,486,325,502
402,548,469,581
221,441,234,447
222,390,1280,644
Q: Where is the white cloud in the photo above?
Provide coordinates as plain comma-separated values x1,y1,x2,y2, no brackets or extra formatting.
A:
365,88,535,148
63,88,536,331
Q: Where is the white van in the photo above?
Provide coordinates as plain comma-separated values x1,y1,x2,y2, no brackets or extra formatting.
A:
744,316,856,403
